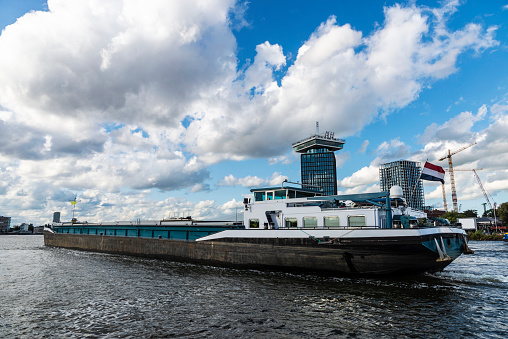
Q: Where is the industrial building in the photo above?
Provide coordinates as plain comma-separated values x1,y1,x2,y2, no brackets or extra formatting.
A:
380,160,424,210
292,129,345,196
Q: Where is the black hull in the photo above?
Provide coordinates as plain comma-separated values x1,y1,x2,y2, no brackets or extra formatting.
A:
44,232,458,275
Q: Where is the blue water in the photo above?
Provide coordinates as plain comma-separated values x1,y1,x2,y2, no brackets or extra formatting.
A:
1,236,507,338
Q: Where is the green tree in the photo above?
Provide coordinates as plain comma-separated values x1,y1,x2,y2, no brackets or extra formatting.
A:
442,211,459,224
483,208,494,217
498,202,508,225
459,209,478,218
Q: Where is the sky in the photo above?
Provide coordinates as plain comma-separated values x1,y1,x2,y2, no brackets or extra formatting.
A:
0,0,507,225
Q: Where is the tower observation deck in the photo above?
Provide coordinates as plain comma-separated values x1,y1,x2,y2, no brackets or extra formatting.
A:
292,132,345,153
292,131,345,196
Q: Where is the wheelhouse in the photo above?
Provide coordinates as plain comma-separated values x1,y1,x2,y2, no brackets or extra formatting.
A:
250,186,323,202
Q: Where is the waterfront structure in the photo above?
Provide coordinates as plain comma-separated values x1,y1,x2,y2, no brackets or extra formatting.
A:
0,216,11,233
380,160,424,210
292,130,345,195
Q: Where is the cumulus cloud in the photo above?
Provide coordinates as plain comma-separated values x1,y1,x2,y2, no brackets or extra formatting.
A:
419,105,487,144
268,153,296,165
218,172,287,187
1,0,497,163
338,165,380,188
374,139,412,165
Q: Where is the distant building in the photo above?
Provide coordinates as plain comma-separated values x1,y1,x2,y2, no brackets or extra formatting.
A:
476,217,505,234
19,223,30,233
0,216,11,234
33,226,44,234
380,160,424,210
292,129,345,196
457,218,477,231
53,212,61,223
19,223,34,233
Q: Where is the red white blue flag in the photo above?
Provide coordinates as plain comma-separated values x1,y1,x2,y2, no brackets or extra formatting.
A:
421,161,445,183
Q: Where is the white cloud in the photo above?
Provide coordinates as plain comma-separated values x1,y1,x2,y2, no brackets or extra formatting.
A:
243,41,286,94
338,165,379,188
218,172,287,187
374,139,411,165
1,0,497,163
267,172,289,186
218,174,264,187
184,2,498,160
358,140,369,154
268,153,296,165
420,105,487,144
338,183,381,195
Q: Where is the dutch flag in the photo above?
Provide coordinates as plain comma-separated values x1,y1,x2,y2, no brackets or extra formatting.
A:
421,161,445,184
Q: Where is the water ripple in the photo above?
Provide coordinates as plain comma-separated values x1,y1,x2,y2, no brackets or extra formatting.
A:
1,236,507,338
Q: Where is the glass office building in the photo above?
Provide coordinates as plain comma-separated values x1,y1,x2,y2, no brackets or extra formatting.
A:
379,160,424,210
292,132,345,196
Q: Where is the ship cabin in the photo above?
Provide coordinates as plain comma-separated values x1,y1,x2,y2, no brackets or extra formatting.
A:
250,186,322,202
243,185,422,230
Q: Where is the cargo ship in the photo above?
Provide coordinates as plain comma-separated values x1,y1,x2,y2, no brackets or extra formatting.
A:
44,184,472,275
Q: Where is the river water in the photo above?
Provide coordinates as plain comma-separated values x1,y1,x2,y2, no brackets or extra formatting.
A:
1,235,507,338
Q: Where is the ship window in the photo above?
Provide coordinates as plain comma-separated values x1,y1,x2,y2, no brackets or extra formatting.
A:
348,215,366,227
249,219,259,229
266,192,273,200
296,191,316,198
274,190,286,200
285,218,298,228
288,190,296,199
303,217,317,228
324,216,340,227
254,192,265,202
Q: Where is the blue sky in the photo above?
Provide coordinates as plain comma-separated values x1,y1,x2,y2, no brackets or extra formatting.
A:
0,0,507,224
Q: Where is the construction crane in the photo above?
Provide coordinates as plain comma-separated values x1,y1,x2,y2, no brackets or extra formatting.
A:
472,169,492,210
470,169,498,232
442,168,482,212
439,142,477,212
450,168,497,229
448,167,485,207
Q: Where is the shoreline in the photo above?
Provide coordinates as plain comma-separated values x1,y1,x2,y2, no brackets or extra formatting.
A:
467,231,505,241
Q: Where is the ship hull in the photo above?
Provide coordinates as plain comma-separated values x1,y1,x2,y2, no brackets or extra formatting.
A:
44,229,466,275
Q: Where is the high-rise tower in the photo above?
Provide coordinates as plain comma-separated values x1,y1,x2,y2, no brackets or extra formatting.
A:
292,128,345,196
379,160,424,210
